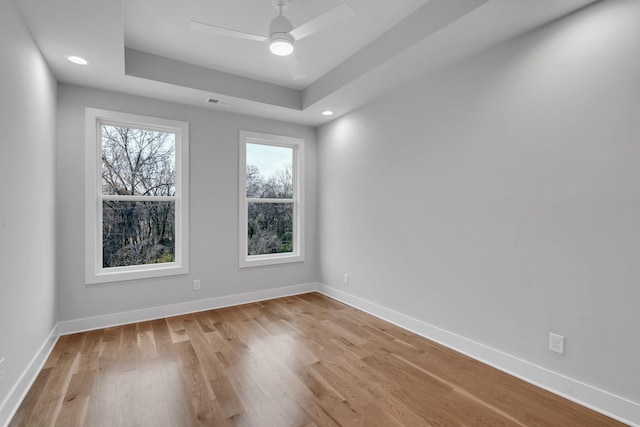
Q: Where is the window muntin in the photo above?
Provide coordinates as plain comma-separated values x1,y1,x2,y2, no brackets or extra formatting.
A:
85,109,189,283
239,131,304,267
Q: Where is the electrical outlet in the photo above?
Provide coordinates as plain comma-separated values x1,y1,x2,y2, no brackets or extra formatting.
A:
0,357,5,382
549,333,565,354
193,279,201,291
343,274,349,284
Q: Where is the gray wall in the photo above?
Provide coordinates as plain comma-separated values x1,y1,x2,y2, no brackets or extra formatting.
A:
318,0,640,403
0,0,57,410
57,84,317,321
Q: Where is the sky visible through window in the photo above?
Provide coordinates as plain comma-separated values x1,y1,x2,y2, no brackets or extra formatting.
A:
246,143,292,179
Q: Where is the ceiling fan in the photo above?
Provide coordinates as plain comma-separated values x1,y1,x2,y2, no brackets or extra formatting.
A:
190,0,355,80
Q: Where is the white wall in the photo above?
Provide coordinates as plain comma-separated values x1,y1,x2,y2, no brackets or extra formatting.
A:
318,0,640,407
56,84,317,321
0,0,58,418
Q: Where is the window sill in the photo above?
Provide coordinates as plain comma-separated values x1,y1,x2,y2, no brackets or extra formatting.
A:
86,263,188,284
239,253,304,268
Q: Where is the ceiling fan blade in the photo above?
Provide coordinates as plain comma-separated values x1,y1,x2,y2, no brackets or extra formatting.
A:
190,20,267,42
283,54,306,80
290,2,355,41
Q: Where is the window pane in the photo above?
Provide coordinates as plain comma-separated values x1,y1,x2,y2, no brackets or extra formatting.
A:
247,202,293,255
101,125,176,196
102,200,175,267
246,143,293,199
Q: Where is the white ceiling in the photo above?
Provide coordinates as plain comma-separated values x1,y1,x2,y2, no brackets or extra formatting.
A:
125,0,429,89
14,0,596,126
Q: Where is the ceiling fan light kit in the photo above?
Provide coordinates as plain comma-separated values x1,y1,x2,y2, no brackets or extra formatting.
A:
269,38,294,56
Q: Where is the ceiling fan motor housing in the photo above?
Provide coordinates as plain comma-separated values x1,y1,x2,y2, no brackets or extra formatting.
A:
270,14,293,40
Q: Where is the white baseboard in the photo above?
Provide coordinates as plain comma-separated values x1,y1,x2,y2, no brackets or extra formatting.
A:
0,325,60,427
317,283,640,427
57,282,318,335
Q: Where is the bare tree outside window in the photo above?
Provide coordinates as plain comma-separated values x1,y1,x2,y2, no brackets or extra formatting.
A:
246,143,294,255
101,125,176,267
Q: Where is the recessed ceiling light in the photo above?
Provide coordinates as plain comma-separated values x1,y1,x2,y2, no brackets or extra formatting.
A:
66,56,88,65
322,111,334,116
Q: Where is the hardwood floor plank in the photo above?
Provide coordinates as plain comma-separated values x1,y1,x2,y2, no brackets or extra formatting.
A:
210,376,247,423
54,370,95,427
166,315,190,344
137,321,158,361
9,293,628,427
193,311,216,334
296,396,342,427
182,316,225,382
362,350,521,426
175,341,199,367
97,326,122,376
157,359,200,427
78,330,104,354
74,350,100,374
208,330,246,369
20,349,78,426
308,360,406,427
8,368,52,427
151,318,177,361
177,362,223,426
53,395,89,427
83,376,118,426
224,365,274,426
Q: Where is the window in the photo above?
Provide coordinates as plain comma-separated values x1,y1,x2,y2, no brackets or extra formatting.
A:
85,108,189,284
239,131,304,267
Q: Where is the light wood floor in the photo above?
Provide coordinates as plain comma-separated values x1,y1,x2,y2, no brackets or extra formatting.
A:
10,293,626,426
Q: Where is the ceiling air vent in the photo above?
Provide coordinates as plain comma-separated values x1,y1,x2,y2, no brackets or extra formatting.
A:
206,98,231,107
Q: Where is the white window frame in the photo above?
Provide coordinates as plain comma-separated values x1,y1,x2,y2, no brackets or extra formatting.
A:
85,108,189,284
239,131,305,268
